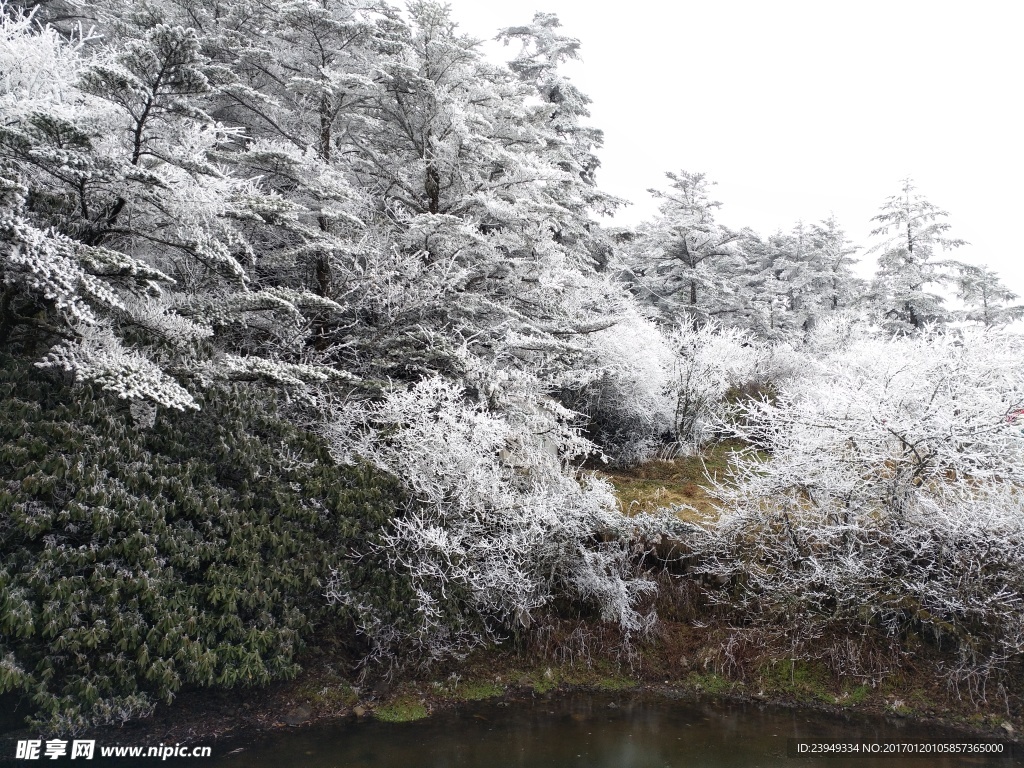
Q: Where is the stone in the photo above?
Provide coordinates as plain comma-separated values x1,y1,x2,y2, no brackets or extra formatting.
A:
283,704,312,727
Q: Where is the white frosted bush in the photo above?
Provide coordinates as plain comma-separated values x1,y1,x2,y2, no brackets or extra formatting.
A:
568,304,676,464
697,327,1024,693
666,321,769,446
324,372,658,664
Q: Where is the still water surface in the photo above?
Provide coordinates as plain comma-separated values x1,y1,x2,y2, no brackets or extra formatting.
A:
199,692,1018,768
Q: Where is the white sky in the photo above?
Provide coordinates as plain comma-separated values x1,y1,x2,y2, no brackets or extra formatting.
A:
444,0,1024,292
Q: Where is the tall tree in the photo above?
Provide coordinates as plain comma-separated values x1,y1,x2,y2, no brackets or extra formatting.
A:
0,8,338,409
498,12,622,269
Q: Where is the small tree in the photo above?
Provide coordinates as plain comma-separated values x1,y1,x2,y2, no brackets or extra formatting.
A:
625,171,744,327
868,178,966,332
956,263,1024,327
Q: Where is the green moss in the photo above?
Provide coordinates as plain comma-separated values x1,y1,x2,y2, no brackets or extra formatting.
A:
532,678,558,694
375,697,429,723
512,667,559,694
843,684,871,705
455,680,504,701
593,674,639,692
687,672,732,695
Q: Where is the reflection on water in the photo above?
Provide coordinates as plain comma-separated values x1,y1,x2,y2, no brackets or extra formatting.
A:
210,693,1019,768
97,692,1024,767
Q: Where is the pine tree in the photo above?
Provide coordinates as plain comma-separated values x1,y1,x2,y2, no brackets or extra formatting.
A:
626,171,744,328
498,12,622,268
956,263,1024,327
809,214,861,312
868,178,966,332
0,7,341,408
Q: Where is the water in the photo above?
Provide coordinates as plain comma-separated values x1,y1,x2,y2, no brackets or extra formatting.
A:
201,692,1018,768
8,693,1015,766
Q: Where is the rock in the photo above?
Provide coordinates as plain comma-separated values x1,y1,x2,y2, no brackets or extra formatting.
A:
283,704,312,727
353,705,367,718
1000,722,1014,735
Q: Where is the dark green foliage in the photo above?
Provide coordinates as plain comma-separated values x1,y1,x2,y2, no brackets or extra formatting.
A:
0,357,407,732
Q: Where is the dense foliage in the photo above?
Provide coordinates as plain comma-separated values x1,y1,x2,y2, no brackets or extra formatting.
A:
692,323,1024,698
0,358,406,731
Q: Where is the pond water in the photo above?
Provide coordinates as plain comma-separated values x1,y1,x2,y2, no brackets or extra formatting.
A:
203,692,1018,768
43,692,1019,767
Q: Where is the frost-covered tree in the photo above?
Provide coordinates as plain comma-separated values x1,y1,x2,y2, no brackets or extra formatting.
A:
0,7,342,409
810,215,861,311
955,263,1024,327
624,171,744,328
497,12,621,268
739,228,806,340
0,10,201,408
867,179,966,332
740,219,862,340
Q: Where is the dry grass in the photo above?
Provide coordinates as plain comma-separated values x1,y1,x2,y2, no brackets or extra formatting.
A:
594,440,753,522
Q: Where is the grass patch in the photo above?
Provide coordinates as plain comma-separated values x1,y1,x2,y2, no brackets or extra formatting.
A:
455,680,504,701
597,440,757,520
510,666,563,694
292,666,359,709
510,660,639,694
593,674,639,692
758,659,833,703
375,696,429,723
687,672,732,695
842,684,871,706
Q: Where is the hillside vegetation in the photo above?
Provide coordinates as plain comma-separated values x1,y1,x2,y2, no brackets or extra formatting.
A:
1,0,1022,734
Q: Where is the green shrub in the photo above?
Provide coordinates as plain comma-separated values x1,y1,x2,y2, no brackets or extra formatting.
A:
0,358,407,732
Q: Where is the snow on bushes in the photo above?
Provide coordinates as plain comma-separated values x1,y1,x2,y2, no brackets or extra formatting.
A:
665,321,771,447
694,327,1024,696
560,304,676,465
324,371,658,666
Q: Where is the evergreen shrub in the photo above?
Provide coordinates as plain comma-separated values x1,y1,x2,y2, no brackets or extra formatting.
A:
0,358,407,732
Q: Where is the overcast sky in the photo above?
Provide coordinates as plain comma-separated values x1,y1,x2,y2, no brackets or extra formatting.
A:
444,0,1023,291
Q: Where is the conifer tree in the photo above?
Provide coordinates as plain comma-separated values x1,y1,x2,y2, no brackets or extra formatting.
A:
956,263,1024,327
625,170,744,328
498,12,622,268
868,178,966,332
810,214,861,312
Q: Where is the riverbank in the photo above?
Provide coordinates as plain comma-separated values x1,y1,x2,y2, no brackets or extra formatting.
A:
5,617,1012,757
